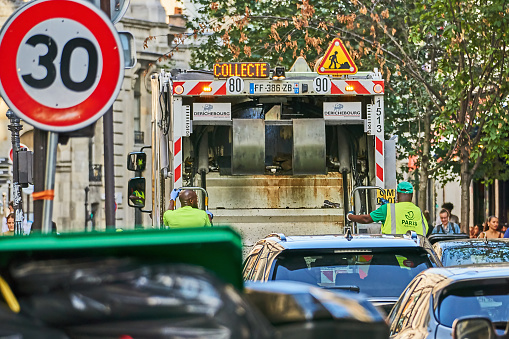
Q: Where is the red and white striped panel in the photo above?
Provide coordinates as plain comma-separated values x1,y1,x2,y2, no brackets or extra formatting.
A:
174,137,182,187
375,135,384,188
331,80,384,95
172,98,184,190
173,81,226,96
374,96,384,190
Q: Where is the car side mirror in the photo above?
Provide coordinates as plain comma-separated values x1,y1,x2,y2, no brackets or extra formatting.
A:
453,317,495,339
128,177,146,208
127,152,146,172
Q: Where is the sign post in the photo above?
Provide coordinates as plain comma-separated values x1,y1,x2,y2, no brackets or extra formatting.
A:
100,0,116,230
6,110,24,235
0,0,124,232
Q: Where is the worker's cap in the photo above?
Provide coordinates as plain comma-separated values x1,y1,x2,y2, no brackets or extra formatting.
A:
397,181,413,194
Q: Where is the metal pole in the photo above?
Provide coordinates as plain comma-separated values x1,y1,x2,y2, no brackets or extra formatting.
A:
101,0,115,229
85,186,90,231
32,128,47,232
41,132,58,234
6,109,23,235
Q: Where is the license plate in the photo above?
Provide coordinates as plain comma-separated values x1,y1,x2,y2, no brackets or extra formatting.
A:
249,82,300,94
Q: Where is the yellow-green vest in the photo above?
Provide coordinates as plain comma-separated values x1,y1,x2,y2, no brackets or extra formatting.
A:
382,202,428,236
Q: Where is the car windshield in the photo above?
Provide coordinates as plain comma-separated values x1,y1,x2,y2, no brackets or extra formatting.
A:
442,246,509,266
438,282,509,327
272,250,431,297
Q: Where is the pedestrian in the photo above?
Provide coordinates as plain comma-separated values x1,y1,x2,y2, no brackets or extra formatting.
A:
163,189,212,229
442,202,460,225
1,201,13,233
479,216,502,239
2,201,31,235
503,222,509,238
470,224,482,238
3,213,14,236
347,181,428,236
502,223,508,234
432,208,461,234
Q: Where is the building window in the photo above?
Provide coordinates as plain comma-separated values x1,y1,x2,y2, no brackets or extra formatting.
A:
89,164,102,182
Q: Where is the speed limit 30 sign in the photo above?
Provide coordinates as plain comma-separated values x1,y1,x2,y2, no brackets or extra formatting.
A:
0,0,124,132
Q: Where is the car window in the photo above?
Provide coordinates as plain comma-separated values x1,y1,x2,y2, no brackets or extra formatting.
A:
243,245,263,280
389,277,421,334
392,283,432,334
252,242,277,281
271,249,432,297
442,246,509,266
438,281,509,327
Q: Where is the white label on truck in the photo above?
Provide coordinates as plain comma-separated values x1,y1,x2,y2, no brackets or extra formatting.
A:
226,77,244,94
193,103,231,121
366,103,373,134
313,76,330,94
323,102,362,120
184,105,192,136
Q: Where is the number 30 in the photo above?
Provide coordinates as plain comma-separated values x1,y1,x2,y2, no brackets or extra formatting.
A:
22,34,98,92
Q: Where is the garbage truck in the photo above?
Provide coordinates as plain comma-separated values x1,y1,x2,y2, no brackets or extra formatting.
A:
128,44,396,250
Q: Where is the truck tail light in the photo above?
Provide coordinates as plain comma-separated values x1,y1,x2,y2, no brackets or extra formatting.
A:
174,85,184,94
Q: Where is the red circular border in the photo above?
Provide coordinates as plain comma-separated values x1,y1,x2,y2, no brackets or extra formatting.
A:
0,0,122,130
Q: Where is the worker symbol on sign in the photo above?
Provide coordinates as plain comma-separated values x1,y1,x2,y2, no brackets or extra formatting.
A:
317,38,358,75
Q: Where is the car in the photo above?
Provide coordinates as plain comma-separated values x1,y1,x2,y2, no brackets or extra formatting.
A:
427,233,469,245
242,231,442,314
244,280,390,339
388,264,509,338
432,238,509,266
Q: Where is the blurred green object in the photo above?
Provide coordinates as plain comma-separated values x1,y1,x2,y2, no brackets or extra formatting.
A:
0,226,243,290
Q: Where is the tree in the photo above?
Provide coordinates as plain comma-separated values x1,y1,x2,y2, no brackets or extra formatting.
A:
187,0,509,229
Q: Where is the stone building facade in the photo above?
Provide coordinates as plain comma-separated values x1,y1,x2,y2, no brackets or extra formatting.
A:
0,0,192,231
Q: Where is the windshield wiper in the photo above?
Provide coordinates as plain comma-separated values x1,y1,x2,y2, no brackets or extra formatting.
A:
325,285,360,293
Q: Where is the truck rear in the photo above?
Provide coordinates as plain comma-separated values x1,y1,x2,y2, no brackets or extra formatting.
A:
133,55,393,251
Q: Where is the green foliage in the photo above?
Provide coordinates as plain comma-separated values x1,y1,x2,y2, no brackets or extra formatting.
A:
186,0,509,189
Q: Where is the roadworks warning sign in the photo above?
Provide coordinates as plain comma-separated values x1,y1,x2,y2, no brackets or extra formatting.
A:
317,38,358,76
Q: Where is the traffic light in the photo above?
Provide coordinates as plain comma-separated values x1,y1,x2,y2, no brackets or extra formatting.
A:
0,158,11,186
17,149,33,187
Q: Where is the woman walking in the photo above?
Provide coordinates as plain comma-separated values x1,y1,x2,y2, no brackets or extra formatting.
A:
479,216,503,239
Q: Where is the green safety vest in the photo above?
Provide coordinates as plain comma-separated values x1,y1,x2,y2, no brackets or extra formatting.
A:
382,203,427,236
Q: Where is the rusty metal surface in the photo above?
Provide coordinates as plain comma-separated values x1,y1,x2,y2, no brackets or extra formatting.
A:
232,119,265,175
207,172,343,209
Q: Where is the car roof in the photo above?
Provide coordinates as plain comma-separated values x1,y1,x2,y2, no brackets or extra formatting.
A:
434,238,509,249
413,263,509,297
260,234,429,250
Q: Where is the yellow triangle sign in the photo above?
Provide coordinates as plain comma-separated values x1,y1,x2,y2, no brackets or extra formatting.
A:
317,38,358,75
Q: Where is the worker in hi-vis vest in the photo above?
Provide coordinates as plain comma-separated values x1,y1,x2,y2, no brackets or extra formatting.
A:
347,181,428,236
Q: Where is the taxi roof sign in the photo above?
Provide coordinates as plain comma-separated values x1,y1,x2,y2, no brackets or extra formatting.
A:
317,38,358,76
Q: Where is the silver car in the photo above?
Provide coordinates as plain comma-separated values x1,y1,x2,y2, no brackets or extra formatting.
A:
432,238,509,266
389,264,509,338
